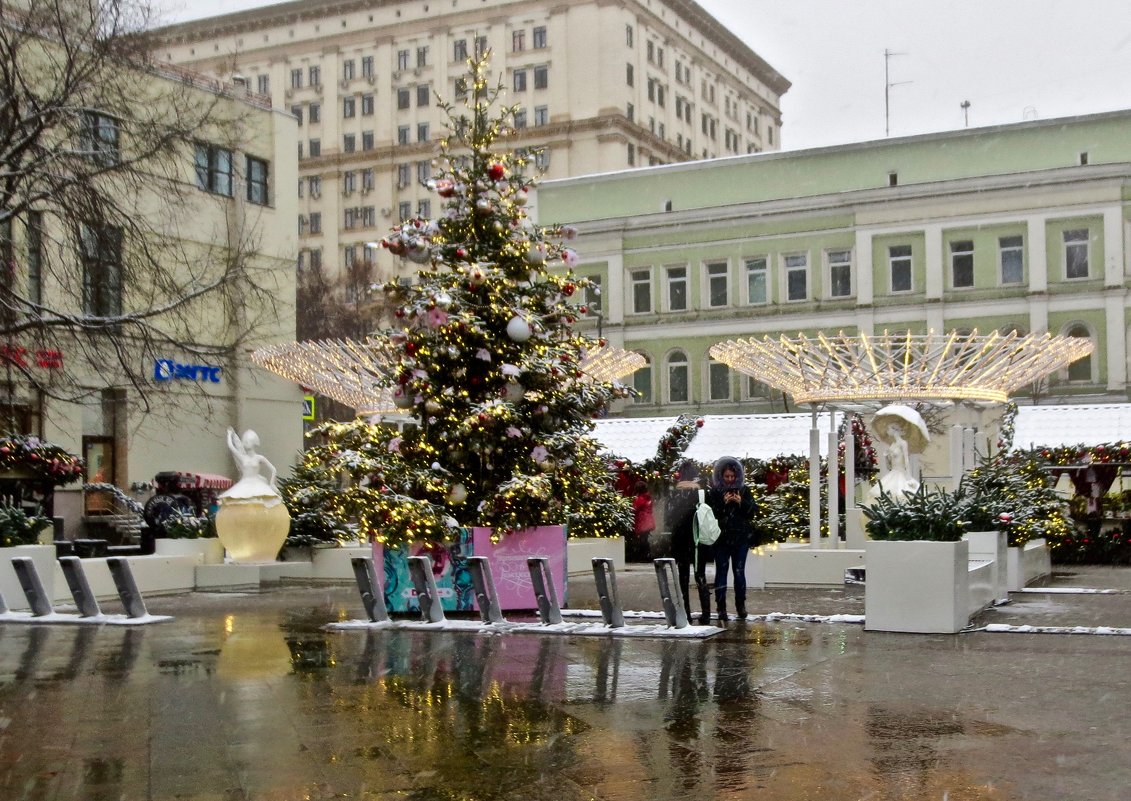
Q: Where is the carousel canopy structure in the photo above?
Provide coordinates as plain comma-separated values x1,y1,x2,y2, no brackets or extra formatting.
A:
250,337,644,416
710,329,1094,406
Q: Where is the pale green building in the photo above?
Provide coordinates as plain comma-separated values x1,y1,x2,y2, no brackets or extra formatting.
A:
537,109,1131,416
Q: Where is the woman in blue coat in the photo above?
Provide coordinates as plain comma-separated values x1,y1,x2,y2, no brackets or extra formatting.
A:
706,456,756,621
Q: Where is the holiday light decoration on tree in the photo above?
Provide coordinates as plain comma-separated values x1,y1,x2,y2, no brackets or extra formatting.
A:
291,53,633,547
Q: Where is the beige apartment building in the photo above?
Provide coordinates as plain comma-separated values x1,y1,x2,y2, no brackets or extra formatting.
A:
159,0,789,294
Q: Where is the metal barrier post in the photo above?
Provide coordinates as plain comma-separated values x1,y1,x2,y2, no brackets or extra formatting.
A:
407,555,446,623
653,558,688,628
350,557,390,622
59,556,102,618
592,557,625,628
11,557,53,616
468,556,505,624
106,557,149,619
527,557,563,625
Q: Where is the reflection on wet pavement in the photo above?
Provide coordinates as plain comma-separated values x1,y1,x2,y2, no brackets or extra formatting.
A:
0,585,1128,800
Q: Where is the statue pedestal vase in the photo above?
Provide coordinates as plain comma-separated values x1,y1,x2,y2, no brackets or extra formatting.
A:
215,498,291,563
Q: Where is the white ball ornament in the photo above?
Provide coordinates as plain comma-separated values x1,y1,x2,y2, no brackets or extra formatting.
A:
506,316,533,342
447,483,468,505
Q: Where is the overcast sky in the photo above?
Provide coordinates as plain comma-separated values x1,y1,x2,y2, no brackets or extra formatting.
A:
157,0,1131,151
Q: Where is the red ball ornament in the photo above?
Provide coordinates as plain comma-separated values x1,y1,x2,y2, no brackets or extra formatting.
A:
695,418,705,427
562,282,575,296
487,162,506,180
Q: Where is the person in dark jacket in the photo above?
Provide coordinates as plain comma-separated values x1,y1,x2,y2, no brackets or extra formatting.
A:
706,456,756,621
667,461,713,625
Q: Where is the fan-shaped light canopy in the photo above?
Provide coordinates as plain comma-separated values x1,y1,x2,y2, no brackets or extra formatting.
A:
251,337,644,416
709,329,1094,405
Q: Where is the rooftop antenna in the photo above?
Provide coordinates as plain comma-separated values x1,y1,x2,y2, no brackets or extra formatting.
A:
961,100,971,127
884,49,911,136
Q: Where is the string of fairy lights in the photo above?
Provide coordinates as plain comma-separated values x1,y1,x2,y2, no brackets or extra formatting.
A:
710,329,1095,405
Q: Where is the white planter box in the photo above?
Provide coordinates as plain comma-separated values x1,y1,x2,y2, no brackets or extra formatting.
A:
865,539,970,634
155,537,225,565
0,544,56,611
1006,537,1051,591
566,537,624,575
963,530,1008,603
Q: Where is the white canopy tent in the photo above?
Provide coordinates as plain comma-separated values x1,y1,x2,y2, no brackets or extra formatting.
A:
1012,404,1131,449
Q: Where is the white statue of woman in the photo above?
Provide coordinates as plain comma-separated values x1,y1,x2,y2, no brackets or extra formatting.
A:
870,421,920,499
219,428,281,500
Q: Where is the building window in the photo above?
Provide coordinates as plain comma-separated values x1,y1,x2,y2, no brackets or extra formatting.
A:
513,108,527,129
1065,324,1093,382
194,143,233,196
246,156,269,205
342,171,356,195
745,257,768,304
828,249,852,298
362,168,374,191
343,59,355,81
397,88,410,109
626,103,634,123
79,225,122,317
631,268,651,314
309,102,320,123
418,199,431,217
417,123,429,142
513,70,527,92
26,210,43,306
665,265,687,311
648,79,655,102
291,105,302,125
308,212,321,234
708,360,731,402
417,161,430,183
362,206,375,227
361,56,374,77
397,163,411,187
627,143,635,166
647,40,654,63
417,84,430,106
308,138,320,157
397,126,410,145
632,355,652,403
361,93,374,115
626,63,633,87
706,261,728,307
534,66,548,89
889,245,912,293
475,36,488,57
626,24,633,47
999,235,1024,284
309,248,322,269
290,68,302,88
950,239,974,288
784,253,808,301
362,131,374,150
344,244,356,266
533,106,548,126
584,275,602,315
453,39,467,61
397,49,409,70
532,26,547,49
82,112,120,165
667,350,689,403
344,208,356,230
343,97,355,118
512,29,525,52
416,46,428,67
309,176,321,197
1064,228,1090,279
256,74,269,94
308,66,320,86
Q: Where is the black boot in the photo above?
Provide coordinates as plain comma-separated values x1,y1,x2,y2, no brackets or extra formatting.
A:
697,583,711,625
716,596,729,623
736,598,748,620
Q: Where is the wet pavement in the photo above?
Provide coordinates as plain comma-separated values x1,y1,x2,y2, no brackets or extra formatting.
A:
1,565,1130,800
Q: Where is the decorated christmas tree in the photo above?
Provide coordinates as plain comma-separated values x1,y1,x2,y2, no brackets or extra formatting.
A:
293,53,633,548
